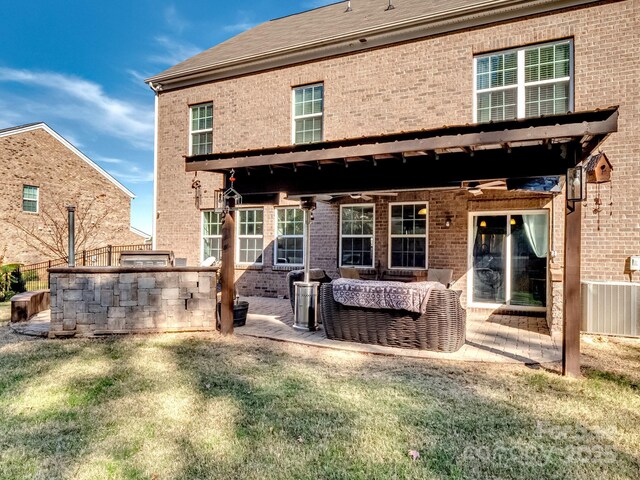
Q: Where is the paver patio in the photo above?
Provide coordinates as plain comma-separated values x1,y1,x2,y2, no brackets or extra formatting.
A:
10,296,560,364
239,296,560,364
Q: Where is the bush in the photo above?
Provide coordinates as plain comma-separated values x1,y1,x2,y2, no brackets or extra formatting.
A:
0,264,25,301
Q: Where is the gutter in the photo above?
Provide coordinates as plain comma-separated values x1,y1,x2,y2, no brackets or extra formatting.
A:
146,0,601,91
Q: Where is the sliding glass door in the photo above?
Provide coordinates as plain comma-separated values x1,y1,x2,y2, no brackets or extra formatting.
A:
470,211,548,309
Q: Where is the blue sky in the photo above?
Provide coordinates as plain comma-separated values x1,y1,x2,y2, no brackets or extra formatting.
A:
0,0,334,235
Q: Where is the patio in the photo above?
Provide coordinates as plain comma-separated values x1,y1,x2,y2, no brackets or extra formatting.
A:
10,296,560,364
238,296,560,364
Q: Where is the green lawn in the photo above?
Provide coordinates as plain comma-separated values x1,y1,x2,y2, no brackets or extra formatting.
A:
0,327,638,480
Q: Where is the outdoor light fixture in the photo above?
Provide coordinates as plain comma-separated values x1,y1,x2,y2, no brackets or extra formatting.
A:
444,215,453,228
567,166,584,202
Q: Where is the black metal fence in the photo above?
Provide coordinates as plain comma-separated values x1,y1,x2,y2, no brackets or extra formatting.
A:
20,244,152,291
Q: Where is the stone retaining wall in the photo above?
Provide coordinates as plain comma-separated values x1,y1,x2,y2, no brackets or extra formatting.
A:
49,267,218,337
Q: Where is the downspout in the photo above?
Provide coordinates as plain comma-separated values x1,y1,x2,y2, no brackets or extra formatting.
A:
149,81,162,250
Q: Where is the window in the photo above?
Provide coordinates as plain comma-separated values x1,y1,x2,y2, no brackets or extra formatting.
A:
190,103,213,155
237,208,264,264
22,185,39,213
340,205,374,268
474,40,572,122
202,211,222,261
293,84,323,144
274,208,305,266
389,203,428,269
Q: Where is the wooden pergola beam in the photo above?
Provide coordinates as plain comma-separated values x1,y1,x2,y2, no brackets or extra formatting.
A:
186,109,618,172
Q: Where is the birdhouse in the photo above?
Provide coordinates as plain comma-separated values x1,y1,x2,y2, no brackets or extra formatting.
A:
585,152,613,184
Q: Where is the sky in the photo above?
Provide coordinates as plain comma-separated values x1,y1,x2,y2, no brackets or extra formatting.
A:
0,0,335,236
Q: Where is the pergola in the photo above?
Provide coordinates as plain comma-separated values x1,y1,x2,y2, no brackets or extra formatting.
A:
187,107,618,377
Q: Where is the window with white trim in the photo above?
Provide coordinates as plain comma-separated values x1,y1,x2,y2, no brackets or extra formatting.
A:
274,207,305,266
389,203,428,269
340,205,374,268
293,84,323,144
237,208,264,264
190,102,213,155
202,211,222,262
22,185,39,213
474,40,572,122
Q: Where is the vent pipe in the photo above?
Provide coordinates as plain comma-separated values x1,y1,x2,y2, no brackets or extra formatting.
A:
385,0,395,11
345,1,352,12
67,205,76,267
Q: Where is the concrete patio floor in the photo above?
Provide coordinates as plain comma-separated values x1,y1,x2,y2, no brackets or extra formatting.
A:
9,296,561,364
238,296,561,364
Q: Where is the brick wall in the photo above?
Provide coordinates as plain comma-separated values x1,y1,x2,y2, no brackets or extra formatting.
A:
0,128,145,265
155,1,640,325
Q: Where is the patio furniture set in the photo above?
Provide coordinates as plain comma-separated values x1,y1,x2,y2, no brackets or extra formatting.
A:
286,268,466,353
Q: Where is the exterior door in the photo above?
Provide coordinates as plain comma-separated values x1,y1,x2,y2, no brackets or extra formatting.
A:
469,211,548,310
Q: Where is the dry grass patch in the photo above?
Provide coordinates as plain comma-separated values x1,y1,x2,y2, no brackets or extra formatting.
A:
0,301,10,325
0,326,639,479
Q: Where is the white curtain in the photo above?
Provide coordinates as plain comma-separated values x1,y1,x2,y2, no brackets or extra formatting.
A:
522,214,548,258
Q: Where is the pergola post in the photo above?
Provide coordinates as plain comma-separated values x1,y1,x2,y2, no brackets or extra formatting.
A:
220,199,236,336
562,198,582,377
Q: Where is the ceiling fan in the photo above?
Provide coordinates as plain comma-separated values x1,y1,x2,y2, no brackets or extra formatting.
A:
441,180,507,196
348,192,399,201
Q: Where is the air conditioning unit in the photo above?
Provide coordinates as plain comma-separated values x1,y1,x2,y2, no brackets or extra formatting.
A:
582,281,640,337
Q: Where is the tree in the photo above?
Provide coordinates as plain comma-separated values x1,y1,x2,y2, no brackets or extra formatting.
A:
7,192,117,261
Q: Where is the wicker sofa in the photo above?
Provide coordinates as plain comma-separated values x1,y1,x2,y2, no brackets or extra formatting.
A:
319,283,466,352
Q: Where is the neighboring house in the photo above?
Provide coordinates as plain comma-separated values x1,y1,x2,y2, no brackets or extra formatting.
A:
0,122,150,265
147,0,639,331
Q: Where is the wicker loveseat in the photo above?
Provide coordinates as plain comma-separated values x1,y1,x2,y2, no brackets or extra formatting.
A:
319,283,466,352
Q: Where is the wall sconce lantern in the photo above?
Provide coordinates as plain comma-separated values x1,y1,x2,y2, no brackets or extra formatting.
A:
567,166,584,202
444,215,453,229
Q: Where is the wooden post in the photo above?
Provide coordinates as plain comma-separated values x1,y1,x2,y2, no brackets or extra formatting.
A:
220,201,236,336
562,199,582,377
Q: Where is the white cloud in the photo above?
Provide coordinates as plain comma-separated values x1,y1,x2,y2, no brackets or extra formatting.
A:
0,67,154,150
149,36,202,66
164,5,189,33
223,21,256,33
95,156,153,183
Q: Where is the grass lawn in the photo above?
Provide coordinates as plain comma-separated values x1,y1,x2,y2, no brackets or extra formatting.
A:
0,301,10,325
0,327,639,479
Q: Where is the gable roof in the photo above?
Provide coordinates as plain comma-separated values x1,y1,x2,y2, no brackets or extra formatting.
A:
147,0,600,90
0,122,135,198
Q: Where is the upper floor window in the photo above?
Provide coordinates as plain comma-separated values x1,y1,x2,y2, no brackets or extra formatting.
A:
389,203,428,269
190,103,213,155
474,40,572,123
340,204,374,268
202,211,222,262
293,84,323,144
22,185,39,213
274,207,305,266
237,208,264,265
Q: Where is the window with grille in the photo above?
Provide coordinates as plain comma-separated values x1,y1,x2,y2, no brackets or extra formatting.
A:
340,205,374,268
237,208,264,264
293,84,323,144
474,40,572,122
22,185,39,213
202,211,222,262
190,103,213,155
389,203,428,269
274,207,305,266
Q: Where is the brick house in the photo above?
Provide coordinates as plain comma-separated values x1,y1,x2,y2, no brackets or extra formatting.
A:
147,0,639,333
0,122,150,265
